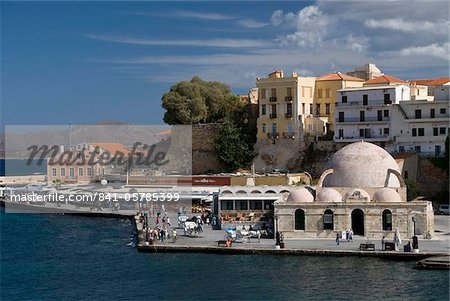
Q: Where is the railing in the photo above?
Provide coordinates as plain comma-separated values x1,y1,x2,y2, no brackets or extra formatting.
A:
335,117,390,123
269,97,277,102
270,113,277,119
282,132,295,139
337,100,394,107
285,113,293,118
285,96,293,102
267,132,280,139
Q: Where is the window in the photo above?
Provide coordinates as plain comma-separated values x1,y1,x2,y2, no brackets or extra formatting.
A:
272,123,277,134
382,209,392,231
69,168,75,178
418,128,424,136
87,168,92,177
264,200,274,210
309,104,313,114
250,200,262,210
326,103,330,115
359,129,364,137
338,129,344,138
325,89,330,98
415,145,421,153
286,103,292,114
384,94,391,104
287,122,293,134
363,94,368,105
430,108,435,118
287,87,292,97
415,109,422,119
412,128,417,137
435,145,442,156
342,95,347,103
360,111,365,122
338,112,345,122
384,128,389,135
399,146,405,153
323,209,334,230
261,104,266,115
271,104,277,114
61,168,66,177
384,110,389,118
440,127,446,135
220,200,233,210
377,110,382,121
318,89,323,98
271,88,277,97
433,127,438,136
316,104,320,116
295,209,305,230
236,200,248,210
262,123,267,133
79,168,83,176
261,89,266,99
440,108,446,114
301,87,305,97
52,168,57,177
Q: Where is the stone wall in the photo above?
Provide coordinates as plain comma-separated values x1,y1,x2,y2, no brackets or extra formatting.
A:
416,157,448,197
191,124,223,174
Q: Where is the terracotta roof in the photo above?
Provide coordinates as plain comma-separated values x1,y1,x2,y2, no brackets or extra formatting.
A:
392,152,417,160
409,77,450,86
89,143,131,156
364,75,407,85
316,72,364,82
158,129,171,136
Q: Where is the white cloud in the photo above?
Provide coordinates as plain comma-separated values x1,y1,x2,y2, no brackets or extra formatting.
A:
86,34,270,48
173,10,234,20
365,18,450,34
238,19,268,29
400,43,450,60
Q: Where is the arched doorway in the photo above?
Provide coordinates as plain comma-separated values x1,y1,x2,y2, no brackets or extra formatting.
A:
351,209,365,236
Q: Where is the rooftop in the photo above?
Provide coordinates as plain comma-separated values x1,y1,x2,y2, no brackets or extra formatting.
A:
316,72,365,82
364,75,408,85
409,77,450,86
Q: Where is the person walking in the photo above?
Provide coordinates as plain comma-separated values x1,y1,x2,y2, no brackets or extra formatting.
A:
336,232,340,245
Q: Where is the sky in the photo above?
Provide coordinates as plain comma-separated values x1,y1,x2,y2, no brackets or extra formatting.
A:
1,1,449,127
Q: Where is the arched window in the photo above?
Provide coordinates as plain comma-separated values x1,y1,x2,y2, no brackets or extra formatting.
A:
382,209,392,231
323,209,334,230
295,209,305,230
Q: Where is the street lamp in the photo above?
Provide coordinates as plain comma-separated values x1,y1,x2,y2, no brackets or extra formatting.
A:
411,216,416,236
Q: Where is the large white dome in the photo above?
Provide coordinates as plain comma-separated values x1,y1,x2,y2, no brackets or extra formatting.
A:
316,188,342,203
323,142,401,188
287,187,314,203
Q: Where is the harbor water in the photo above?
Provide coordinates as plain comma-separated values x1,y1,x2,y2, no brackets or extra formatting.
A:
1,212,449,300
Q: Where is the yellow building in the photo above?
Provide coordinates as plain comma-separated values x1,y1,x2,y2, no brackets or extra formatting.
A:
313,72,364,133
256,70,316,141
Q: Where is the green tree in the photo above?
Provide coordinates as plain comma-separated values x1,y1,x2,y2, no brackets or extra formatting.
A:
214,120,254,172
161,77,241,124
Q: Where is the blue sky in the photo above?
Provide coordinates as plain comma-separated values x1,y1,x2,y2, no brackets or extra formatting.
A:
1,1,449,127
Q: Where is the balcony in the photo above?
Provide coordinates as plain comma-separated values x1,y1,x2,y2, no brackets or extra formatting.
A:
285,96,293,102
267,132,280,139
335,117,390,123
270,113,277,119
269,97,277,102
394,135,445,143
285,113,293,118
336,100,394,107
282,132,295,139
334,135,391,143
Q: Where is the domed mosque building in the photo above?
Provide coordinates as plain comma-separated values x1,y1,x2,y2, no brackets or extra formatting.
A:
274,142,434,239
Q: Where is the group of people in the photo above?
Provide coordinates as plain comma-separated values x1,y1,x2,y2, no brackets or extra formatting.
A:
141,211,177,244
335,229,354,245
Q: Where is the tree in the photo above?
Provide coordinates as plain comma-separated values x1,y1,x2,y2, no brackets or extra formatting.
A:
214,120,254,171
161,77,242,124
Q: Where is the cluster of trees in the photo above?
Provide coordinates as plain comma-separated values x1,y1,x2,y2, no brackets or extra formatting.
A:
161,77,255,171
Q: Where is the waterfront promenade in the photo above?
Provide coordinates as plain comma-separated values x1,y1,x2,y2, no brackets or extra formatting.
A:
135,213,450,259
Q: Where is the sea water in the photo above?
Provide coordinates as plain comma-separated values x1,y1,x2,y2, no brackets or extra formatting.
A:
1,213,448,300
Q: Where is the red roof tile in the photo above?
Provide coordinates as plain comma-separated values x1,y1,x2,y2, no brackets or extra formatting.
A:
364,75,407,85
409,77,450,86
316,72,365,82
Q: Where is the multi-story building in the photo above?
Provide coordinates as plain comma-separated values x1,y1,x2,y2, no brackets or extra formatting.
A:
409,77,450,96
313,72,365,133
256,70,316,141
334,83,449,156
346,63,383,81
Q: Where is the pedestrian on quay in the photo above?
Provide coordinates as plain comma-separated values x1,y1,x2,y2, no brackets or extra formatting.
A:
336,232,340,245
160,227,165,242
381,236,385,251
167,217,171,227
346,230,349,241
349,229,354,241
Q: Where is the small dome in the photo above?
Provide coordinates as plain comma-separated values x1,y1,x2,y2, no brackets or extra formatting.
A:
287,188,314,203
323,142,401,188
373,188,402,203
344,189,370,202
316,188,342,202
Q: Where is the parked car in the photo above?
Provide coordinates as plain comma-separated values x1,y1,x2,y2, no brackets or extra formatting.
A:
438,204,450,215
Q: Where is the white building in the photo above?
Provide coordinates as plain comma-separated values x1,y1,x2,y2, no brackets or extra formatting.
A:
334,84,449,156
